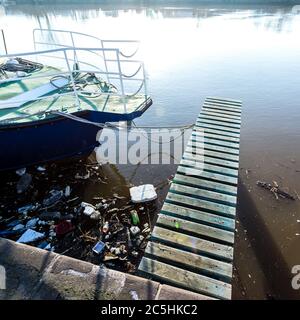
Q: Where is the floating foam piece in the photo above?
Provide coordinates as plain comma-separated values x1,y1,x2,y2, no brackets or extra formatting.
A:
17,229,45,244
130,184,157,203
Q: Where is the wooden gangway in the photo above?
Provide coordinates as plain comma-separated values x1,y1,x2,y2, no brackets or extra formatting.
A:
138,97,242,300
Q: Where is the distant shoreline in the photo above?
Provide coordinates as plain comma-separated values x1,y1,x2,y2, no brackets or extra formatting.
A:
2,0,300,6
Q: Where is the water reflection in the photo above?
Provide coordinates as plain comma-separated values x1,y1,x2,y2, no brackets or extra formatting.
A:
1,1,299,33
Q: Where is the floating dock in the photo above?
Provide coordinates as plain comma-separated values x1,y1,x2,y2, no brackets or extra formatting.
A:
138,97,242,300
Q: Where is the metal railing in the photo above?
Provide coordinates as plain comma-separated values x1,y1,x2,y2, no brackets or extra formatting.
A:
0,29,8,55
32,28,141,82
0,38,148,114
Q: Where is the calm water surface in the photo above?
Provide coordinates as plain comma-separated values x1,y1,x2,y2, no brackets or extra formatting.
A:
1,2,300,299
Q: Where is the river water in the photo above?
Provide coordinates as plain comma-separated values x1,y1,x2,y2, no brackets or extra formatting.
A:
1,2,300,299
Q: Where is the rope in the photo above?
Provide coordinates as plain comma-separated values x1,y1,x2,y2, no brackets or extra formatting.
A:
0,107,194,133
51,111,193,134
119,47,139,59
125,81,145,98
50,75,70,89
50,110,114,129
130,120,191,144
129,122,194,130
121,64,142,78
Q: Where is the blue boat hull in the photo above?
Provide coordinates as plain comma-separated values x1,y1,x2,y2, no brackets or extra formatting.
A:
0,98,152,171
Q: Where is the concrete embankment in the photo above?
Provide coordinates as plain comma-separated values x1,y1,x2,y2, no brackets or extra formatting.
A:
0,238,210,300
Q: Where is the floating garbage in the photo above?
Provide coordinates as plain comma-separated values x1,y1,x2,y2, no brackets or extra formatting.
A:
92,241,105,255
84,206,95,216
44,243,52,251
103,252,118,261
90,211,101,220
130,210,140,225
64,186,71,197
127,227,133,248
129,184,157,203
0,229,25,237
62,214,75,220
16,168,26,176
18,204,37,215
38,241,50,249
83,204,96,216
16,173,32,194
81,201,96,210
136,235,144,247
0,160,156,273
55,220,74,237
25,218,39,229
7,220,21,228
110,222,124,235
17,229,45,244
75,170,90,180
256,181,295,200
130,226,140,236
43,190,63,206
102,221,109,233
49,229,56,238
142,226,151,234
131,251,139,257
12,223,25,231
39,211,61,221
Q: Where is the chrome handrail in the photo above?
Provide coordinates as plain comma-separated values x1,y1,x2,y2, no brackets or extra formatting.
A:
0,46,148,114
32,28,140,57
32,28,141,83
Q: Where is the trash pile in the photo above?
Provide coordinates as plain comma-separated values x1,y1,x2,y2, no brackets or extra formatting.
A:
0,160,158,273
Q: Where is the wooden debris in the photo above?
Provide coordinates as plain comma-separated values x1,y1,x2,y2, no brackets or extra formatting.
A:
256,181,295,200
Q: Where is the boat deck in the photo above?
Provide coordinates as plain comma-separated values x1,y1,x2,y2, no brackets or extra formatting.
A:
138,97,242,300
0,67,149,124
